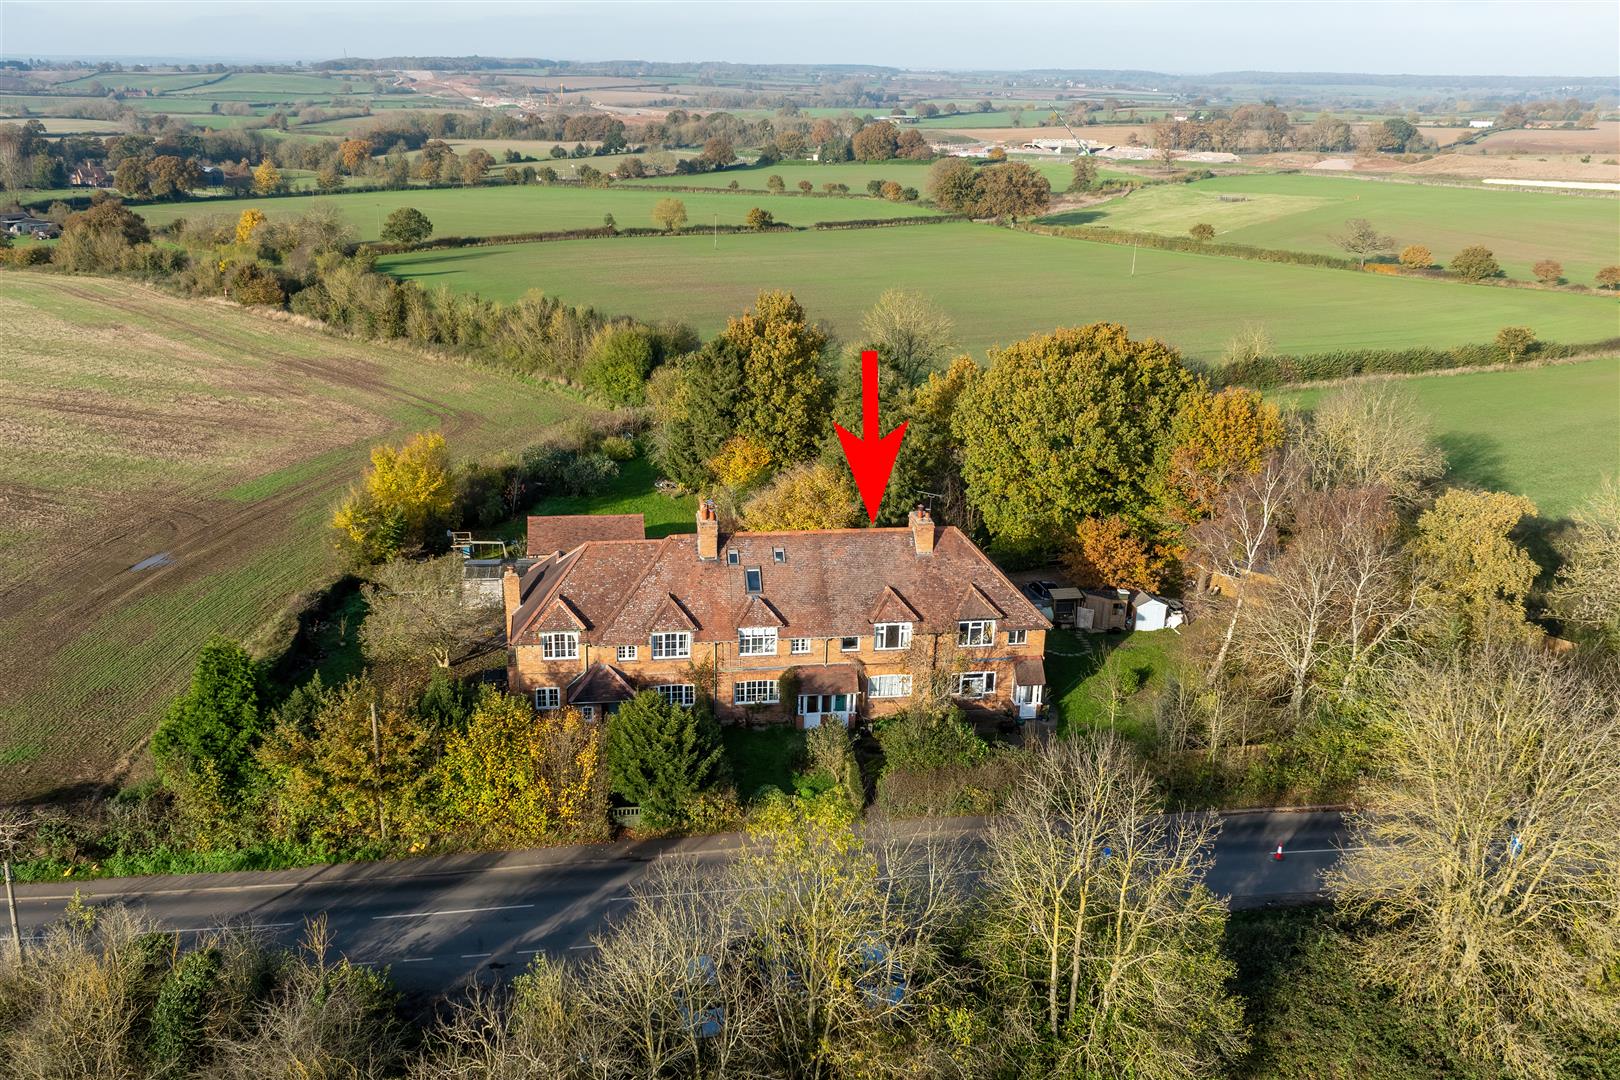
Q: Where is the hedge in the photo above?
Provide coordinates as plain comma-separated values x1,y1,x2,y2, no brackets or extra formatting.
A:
1017,222,1361,270
1212,337,1620,389
812,213,969,230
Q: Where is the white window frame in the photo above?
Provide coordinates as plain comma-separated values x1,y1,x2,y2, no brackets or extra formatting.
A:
868,673,913,699
951,671,998,699
1006,629,1028,646
873,622,912,651
738,626,779,657
840,635,860,652
733,679,780,706
579,704,597,721
541,631,580,660
790,637,811,655
651,631,692,660
956,620,995,648
616,644,639,662
534,687,561,709
656,684,696,707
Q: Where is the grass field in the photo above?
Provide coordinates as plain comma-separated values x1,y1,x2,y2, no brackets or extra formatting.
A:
1040,173,1620,282
0,272,594,798
1046,629,1176,745
620,156,1131,194
132,183,940,239
1272,357,1620,519
377,223,1620,361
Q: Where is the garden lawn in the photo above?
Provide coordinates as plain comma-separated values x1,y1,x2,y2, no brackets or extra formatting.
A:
1272,356,1620,519
132,182,940,240
376,223,1620,361
723,726,805,802
506,456,697,543
1040,173,1620,283
1046,628,1177,746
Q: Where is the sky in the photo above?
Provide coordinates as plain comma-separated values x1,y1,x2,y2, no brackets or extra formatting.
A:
1,1,1616,77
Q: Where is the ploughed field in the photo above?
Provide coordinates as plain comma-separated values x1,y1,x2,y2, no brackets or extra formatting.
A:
1040,173,1620,283
0,274,590,798
376,222,1620,361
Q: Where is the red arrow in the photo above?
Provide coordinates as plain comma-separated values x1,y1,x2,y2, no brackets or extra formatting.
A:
835,349,907,524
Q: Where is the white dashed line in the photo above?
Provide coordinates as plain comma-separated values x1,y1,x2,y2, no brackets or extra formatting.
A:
372,903,536,920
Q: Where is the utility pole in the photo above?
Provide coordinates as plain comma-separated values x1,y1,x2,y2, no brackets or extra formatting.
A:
1130,241,1138,277
4,858,19,958
0,810,24,959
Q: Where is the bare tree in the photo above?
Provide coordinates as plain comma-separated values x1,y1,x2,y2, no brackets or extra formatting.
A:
975,736,1245,1079
1327,648,1620,1078
858,288,958,385
0,808,27,958
1331,217,1395,268
1187,451,1302,677
1296,384,1446,507
1548,476,1620,648
360,554,498,672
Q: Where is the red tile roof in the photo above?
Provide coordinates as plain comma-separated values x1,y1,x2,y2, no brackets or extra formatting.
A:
511,523,1049,646
527,513,645,557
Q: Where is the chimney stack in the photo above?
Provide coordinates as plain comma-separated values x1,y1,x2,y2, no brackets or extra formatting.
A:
697,500,720,560
909,505,935,556
502,566,522,633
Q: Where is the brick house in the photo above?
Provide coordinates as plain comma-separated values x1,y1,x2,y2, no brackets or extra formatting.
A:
504,503,1050,727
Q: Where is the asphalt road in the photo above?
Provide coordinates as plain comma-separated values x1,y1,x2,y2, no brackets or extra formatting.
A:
10,809,1347,994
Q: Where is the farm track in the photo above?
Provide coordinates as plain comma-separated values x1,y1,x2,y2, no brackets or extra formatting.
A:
1,283,490,793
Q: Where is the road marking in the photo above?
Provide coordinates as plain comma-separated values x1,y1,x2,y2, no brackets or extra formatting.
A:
166,921,297,933
372,903,536,920
566,944,597,951
395,956,435,963
460,952,493,958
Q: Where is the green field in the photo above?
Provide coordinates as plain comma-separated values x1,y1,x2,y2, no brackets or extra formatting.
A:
132,183,939,239
625,156,1128,194
0,272,594,798
1273,357,1620,518
377,223,1620,360
1041,174,1620,283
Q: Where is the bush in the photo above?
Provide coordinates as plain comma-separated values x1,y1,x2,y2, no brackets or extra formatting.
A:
1189,222,1215,242
1398,243,1433,269
1594,265,1620,290
379,206,432,245
6,244,52,266
874,748,1030,817
875,707,988,773
580,325,656,405
560,451,619,495
1449,244,1501,281
1531,258,1563,285
1494,325,1536,362
599,435,636,461
745,207,774,229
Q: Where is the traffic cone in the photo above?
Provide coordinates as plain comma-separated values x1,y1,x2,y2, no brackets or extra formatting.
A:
1272,844,1284,861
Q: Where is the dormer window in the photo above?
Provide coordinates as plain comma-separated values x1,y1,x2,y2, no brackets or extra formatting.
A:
744,567,762,594
726,548,741,566
956,620,995,647
540,631,580,660
873,622,912,651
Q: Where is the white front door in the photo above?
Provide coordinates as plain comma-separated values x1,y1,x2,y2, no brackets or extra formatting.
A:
1014,683,1042,720
798,693,851,729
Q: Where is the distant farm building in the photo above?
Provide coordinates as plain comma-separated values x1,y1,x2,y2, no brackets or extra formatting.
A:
1469,119,1496,129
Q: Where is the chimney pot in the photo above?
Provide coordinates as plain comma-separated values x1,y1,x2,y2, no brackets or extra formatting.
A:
697,499,720,560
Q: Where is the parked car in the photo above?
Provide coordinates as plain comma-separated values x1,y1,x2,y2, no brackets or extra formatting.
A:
1025,580,1060,604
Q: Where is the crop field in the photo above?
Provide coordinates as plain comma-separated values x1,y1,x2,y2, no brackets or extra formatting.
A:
0,273,591,798
377,223,1620,360
1272,357,1620,519
1040,173,1620,282
133,183,939,239
55,71,223,93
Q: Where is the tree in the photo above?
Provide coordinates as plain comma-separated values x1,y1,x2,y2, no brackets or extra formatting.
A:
1449,244,1501,281
331,431,454,563
707,433,774,489
650,196,686,232
1494,324,1536,361
696,136,735,169
647,339,748,490
1547,477,1620,647
850,120,899,161
146,154,200,197
359,554,494,672
1530,257,1562,285
1297,384,1445,507
1062,515,1170,591
766,173,785,193
744,206,773,229
858,288,956,385
1331,217,1394,268
926,155,982,213
113,155,149,197
796,179,812,193
976,736,1245,1076
234,207,266,246
976,161,1051,221
1411,488,1539,643
1326,648,1620,1078
1596,264,1620,289
380,206,432,245
1188,222,1215,242
1159,385,1286,524
251,157,282,195
720,290,829,464
879,179,904,202
436,692,609,845
258,674,435,846
152,640,265,803
314,160,343,192
338,138,372,174
603,691,726,829
1068,155,1099,192
955,323,1197,553
580,325,657,405
740,461,859,530
1397,243,1432,269
460,148,494,186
